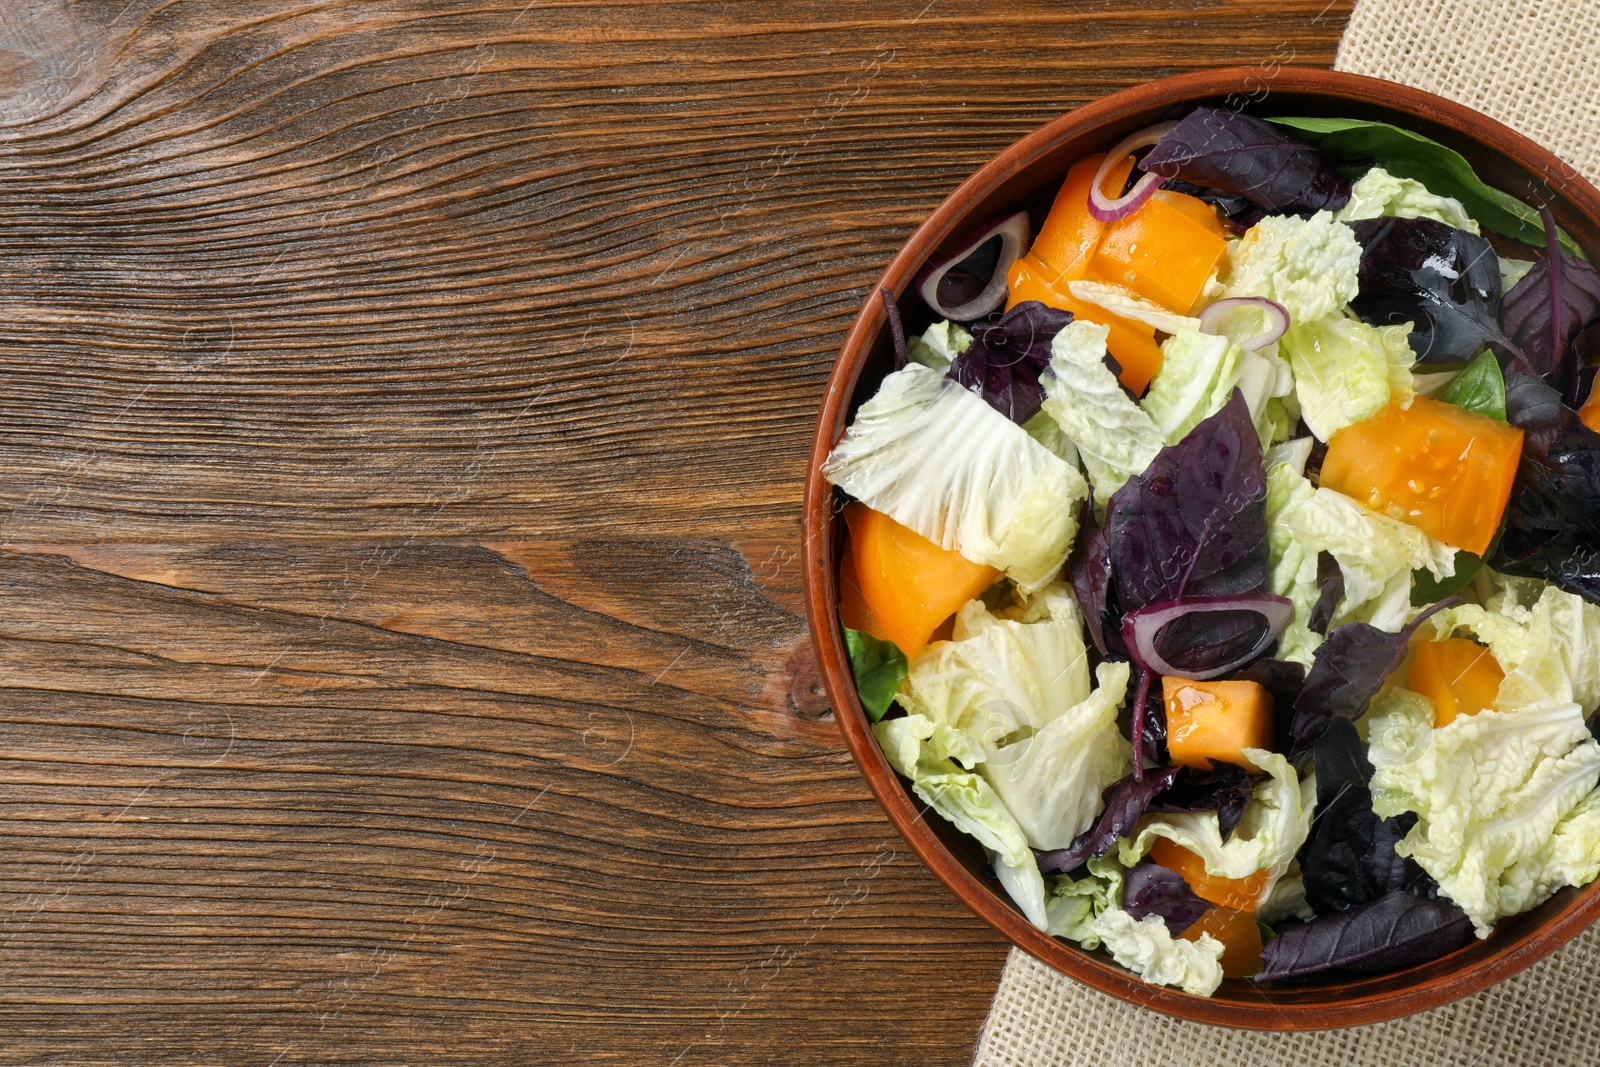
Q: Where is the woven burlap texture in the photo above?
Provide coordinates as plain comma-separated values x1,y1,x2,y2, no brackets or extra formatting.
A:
975,2,1600,1063
1337,0,1600,186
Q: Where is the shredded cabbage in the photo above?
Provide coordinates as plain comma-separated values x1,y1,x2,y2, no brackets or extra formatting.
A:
1039,320,1163,501
1278,315,1417,440
822,363,1088,592
1336,167,1481,234
1266,461,1455,663
905,319,973,370
1368,688,1600,937
1220,211,1361,325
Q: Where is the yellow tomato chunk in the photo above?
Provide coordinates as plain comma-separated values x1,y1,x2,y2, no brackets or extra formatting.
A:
1004,153,1165,394
842,503,999,658
1320,395,1524,557
1092,192,1228,315
1180,904,1264,979
1162,677,1273,772
1407,637,1505,728
1149,837,1270,913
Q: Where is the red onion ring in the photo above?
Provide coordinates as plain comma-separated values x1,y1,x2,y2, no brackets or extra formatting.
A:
1198,296,1291,351
1121,593,1296,681
913,210,1031,321
1087,121,1178,224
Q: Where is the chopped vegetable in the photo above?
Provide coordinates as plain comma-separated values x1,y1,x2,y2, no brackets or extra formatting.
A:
1335,166,1480,233
1149,837,1271,911
1437,349,1507,421
1092,189,1228,315
1406,638,1504,727
905,319,973,371
914,210,1031,321
1179,904,1263,978
1163,678,1274,772
1494,373,1600,602
822,362,1088,592
1300,718,1427,913
1320,394,1524,556
1038,320,1164,500
1348,216,1505,363
1140,108,1351,216
1255,889,1475,981
1122,859,1210,936
1006,154,1167,392
1278,315,1415,441
843,502,999,656
1123,593,1293,680
1500,239,1600,400
1087,123,1176,223
1219,211,1360,324
1284,600,1457,760
949,301,1075,424
841,627,908,724
1368,688,1600,936
1105,392,1269,614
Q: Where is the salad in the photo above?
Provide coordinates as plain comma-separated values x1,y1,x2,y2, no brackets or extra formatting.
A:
823,107,1600,996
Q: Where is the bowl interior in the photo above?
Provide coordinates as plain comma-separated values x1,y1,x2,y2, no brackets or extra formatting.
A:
809,68,1600,1029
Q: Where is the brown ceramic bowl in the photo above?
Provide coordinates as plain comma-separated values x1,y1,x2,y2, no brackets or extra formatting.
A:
803,66,1600,1029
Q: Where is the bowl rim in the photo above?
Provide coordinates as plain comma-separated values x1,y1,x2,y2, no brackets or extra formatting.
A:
802,65,1600,1030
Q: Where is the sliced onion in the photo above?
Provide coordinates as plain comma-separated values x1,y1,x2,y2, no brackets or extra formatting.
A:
1087,121,1178,223
1198,296,1290,351
914,210,1031,321
1122,592,1295,681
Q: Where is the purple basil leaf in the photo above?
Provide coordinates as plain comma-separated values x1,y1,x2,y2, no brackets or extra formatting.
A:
1116,671,1168,771
1153,763,1256,840
1308,550,1345,635
1300,718,1425,913
1122,860,1210,936
1500,248,1600,401
1140,108,1350,215
1106,390,1269,615
1256,890,1475,981
1236,657,1307,754
1287,601,1456,761
1068,494,1120,656
1492,373,1600,604
1496,526,1600,603
880,288,907,370
1036,767,1180,874
1348,216,1506,364
948,301,1074,424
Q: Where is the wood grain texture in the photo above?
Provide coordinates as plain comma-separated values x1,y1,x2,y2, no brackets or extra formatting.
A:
0,1,1350,1063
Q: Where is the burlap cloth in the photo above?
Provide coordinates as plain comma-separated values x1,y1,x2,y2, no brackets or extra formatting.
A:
974,2,1600,1062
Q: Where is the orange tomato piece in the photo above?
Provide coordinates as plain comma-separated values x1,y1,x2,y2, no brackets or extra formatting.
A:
1027,154,1134,281
1091,193,1228,315
1005,153,1165,394
1179,905,1263,979
1006,257,1165,394
1320,395,1525,557
1149,838,1271,913
1149,188,1227,238
1407,637,1505,728
842,502,999,658
1162,677,1273,772
837,528,889,641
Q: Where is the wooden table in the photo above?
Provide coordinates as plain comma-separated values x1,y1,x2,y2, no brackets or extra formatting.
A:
0,2,1351,1062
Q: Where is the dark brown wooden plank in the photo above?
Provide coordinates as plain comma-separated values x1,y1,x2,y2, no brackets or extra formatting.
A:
0,0,1352,1063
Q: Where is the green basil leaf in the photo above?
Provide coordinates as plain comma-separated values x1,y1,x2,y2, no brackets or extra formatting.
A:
1267,116,1585,258
1438,350,1508,421
1411,525,1504,606
843,627,908,722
